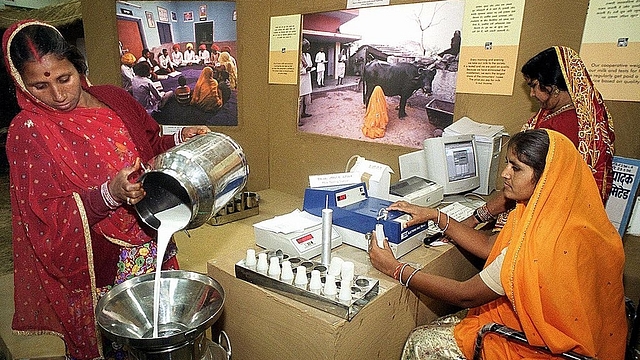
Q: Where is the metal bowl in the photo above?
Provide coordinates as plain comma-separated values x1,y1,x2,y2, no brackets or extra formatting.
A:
96,270,225,350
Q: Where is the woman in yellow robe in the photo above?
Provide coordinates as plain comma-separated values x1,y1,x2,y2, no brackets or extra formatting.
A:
190,66,223,112
219,51,237,90
362,85,389,139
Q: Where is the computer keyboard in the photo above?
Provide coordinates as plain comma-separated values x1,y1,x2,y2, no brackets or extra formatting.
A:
425,201,477,237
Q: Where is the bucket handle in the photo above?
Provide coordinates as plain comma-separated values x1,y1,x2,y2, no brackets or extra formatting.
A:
218,330,232,359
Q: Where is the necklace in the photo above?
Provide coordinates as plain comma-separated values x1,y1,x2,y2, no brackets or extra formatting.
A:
543,103,573,122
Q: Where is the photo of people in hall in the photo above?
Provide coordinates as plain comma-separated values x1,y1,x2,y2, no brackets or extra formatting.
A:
116,1,238,126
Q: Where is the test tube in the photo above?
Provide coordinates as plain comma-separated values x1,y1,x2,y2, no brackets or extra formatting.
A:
323,274,337,297
341,261,355,285
294,266,308,289
338,279,352,301
309,270,322,294
328,257,344,278
256,253,268,274
245,249,256,269
268,256,281,280
280,261,294,284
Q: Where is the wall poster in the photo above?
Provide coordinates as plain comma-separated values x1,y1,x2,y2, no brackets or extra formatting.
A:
268,14,302,85
606,156,640,236
298,0,464,149
456,0,525,96
116,1,238,130
580,0,640,102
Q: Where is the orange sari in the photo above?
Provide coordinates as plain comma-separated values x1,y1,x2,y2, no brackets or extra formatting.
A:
455,130,626,359
191,66,223,112
362,85,389,139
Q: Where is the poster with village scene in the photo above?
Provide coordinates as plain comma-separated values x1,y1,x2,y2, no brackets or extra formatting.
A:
298,0,464,149
116,1,238,129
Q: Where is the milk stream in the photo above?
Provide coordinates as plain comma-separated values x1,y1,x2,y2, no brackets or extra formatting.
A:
152,203,191,338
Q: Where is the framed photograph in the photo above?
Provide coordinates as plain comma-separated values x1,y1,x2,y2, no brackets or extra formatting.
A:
145,11,155,28
199,4,207,20
171,11,178,22
184,11,194,22
157,7,169,22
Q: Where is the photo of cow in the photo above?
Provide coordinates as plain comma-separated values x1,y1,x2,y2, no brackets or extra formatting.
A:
116,1,238,128
298,0,464,149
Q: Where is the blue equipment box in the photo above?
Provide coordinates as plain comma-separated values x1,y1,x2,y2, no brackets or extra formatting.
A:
303,183,429,245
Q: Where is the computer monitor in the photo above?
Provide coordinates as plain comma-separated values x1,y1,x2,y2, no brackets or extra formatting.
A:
423,134,480,195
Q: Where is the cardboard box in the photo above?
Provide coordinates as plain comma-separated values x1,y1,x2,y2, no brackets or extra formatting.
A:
207,243,478,360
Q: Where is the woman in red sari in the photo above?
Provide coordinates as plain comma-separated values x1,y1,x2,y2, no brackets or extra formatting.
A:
467,46,615,229
3,20,208,359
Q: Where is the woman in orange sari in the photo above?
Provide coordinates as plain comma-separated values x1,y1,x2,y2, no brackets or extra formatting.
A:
190,66,223,112
369,129,626,359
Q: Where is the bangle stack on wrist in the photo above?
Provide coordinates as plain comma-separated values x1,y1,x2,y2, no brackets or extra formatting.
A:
396,263,421,288
101,181,122,209
473,204,495,223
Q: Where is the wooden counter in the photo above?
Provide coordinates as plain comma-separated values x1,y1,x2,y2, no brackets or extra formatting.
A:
179,189,480,360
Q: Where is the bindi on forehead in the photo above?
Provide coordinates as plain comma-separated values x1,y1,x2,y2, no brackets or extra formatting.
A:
44,71,50,77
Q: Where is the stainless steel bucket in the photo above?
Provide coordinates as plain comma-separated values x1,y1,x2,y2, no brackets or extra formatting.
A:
135,132,249,230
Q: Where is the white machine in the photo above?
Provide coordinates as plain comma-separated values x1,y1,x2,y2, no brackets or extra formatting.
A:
443,117,506,195
399,117,506,197
253,211,342,259
388,176,444,207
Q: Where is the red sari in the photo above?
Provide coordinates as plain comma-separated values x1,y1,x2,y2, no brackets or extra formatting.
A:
523,46,614,203
4,20,179,359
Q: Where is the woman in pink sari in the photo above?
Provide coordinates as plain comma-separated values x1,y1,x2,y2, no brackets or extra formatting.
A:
3,20,208,359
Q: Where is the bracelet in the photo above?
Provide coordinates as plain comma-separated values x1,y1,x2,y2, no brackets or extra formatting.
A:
434,210,450,234
474,204,496,223
405,267,421,288
393,262,405,281
473,210,484,224
174,130,184,145
441,213,450,233
398,263,411,286
101,181,121,209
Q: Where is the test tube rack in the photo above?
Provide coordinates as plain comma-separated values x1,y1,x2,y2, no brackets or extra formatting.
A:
235,250,379,321
208,191,260,226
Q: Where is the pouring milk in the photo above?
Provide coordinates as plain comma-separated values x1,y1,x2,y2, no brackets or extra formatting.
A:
152,203,191,338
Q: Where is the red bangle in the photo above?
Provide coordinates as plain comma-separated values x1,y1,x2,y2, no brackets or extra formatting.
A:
393,262,405,281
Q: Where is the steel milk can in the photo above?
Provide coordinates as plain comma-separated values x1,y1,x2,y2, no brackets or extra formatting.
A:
135,132,249,230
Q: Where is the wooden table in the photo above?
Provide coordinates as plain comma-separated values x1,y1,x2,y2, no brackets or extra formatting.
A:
176,189,480,360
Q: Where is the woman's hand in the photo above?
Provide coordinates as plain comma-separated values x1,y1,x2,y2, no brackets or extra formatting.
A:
387,201,436,228
181,126,210,141
108,158,146,206
368,233,401,278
